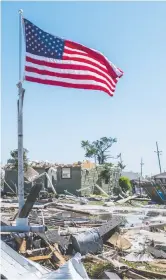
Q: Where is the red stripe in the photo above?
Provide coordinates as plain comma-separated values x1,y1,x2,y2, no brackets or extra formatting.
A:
25,66,115,92
64,47,86,55
63,54,107,74
25,76,113,97
26,56,117,88
64,47,106,70
65,40,119,79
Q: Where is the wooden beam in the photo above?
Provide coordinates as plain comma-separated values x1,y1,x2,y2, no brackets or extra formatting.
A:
48,243,66,266
19,183,43,218
28,255,51,261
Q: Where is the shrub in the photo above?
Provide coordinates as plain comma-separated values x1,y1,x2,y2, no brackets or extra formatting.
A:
119,176,131,193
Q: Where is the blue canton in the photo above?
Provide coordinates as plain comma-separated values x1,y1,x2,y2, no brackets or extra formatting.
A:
24,18,65,59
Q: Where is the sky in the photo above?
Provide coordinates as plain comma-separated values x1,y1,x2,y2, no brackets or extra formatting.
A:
1,1,166,176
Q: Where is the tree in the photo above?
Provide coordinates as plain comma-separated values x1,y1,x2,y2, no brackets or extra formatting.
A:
99,163,114,183
117,153,126,170
117,162,126,170
119,176,131,193
10,148,29,171
81,137,117,164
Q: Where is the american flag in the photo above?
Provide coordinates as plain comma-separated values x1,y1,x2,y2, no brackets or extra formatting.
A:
23,18,123,96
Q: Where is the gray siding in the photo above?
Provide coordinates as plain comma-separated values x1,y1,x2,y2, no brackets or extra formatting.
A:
55,166,81,195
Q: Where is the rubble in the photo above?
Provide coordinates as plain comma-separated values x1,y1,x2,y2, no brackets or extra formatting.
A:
1,186,166,279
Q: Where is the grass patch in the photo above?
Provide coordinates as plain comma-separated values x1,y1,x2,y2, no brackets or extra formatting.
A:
83,260,114,279
122,259,166,273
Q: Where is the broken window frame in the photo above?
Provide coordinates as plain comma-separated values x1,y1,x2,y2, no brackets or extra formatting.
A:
61,167,72,179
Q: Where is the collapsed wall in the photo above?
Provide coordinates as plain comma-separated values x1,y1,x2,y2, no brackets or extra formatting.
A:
81,166,121,196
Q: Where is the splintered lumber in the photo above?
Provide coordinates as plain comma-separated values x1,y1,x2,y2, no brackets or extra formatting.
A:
125,270,148,279
41,236,65,266
132,268,166,279
26,247,49,257
44,203,92,216
94,184,110,197
131,197,151,201
116,195,137,204
19,238,26,254
19,183,43,218
49,243,65,266
28,255,51,261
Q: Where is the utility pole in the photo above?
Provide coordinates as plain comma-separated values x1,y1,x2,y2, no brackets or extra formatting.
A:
140,158,144,177
154,141,162,173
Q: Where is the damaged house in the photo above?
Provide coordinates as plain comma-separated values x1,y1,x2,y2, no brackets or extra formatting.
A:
3,161,121,196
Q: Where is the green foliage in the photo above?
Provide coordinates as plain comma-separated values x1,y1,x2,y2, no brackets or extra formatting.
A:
117,161,126,170
83,259,114,279
10,148,29,171
99,163,114,183
119,176,131,193
81,137,117,164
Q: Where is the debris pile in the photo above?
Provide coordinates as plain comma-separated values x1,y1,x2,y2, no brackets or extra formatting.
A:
1,187,166,279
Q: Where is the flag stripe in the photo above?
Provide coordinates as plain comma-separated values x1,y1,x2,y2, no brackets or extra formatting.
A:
23,18,123,96
64,46,86,55
26,53,117,87
63,53,107,72
65,40,118,80
25,66,115,92
25,76,113,96
25,71,112,92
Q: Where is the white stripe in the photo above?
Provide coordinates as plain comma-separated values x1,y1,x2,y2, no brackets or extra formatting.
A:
25,61,115,91
26,52,116,86
25,71,112,93
64,46,86,55
63,52,107,70
109,62,123,77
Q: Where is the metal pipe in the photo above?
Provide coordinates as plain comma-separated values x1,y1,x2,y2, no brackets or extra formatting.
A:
45,172,57,194
18,9,24,213
1,225,46,233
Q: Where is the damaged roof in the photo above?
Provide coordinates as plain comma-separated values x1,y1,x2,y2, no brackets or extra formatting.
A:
0,239,49,279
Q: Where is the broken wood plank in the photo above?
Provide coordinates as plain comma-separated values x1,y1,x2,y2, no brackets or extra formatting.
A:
44,203,92,215
19,183,43,218
130,198,151,202
28,255,51,261
25,247,49,257
116,195,138,204
125,270,148,279
19,238,26,254
41,236,65,266
95,184,110,197
50,243,66,265
132,268,166,279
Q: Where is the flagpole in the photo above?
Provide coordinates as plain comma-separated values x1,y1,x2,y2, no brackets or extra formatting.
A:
17,9,25,218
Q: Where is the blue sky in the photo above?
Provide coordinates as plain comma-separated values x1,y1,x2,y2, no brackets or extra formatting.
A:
1,1,166,175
